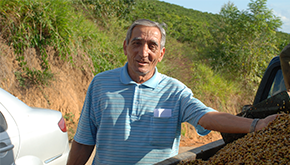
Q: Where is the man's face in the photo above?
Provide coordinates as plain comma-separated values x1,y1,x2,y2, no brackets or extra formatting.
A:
123,25,165,82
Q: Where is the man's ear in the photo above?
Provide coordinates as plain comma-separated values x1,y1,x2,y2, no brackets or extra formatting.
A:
123,40,127,56
158,47,166,62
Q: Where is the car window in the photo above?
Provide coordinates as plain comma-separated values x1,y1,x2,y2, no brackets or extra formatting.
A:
0,111,8,132
268,69,286,98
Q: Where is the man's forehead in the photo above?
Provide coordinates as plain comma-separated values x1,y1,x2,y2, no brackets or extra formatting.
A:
131,37,159,45
131,25,161,38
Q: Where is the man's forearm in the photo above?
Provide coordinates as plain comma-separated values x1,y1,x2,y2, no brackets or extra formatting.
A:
198,112,278,134
67,140,95,165
198,112,253,133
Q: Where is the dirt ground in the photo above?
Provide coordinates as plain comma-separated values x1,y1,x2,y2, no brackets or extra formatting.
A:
179,124,222,147
0,37,221,148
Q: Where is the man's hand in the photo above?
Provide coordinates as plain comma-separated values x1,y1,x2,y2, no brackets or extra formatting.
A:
255,114,280,131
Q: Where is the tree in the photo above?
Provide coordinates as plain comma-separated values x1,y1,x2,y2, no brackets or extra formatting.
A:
208,0,282,84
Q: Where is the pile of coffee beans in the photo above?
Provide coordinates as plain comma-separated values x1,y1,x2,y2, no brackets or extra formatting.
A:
179,114,290,164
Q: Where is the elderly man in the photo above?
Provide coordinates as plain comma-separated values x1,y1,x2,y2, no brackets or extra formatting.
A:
67,19,278,165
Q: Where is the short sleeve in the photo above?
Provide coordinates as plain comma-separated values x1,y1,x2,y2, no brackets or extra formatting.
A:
74,83,98,145
180,87,217,136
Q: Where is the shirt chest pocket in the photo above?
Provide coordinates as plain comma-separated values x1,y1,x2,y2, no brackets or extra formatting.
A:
150,116,178,147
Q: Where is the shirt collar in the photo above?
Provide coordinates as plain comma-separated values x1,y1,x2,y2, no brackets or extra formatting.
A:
120,62,161,89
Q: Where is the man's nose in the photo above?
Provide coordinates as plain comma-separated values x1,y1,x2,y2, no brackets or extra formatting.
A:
140,44,149,57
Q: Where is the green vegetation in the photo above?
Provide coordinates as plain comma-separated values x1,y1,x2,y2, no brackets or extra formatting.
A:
1,0,290,138
208,0,283,84
0,0,74,87
64,112,76,140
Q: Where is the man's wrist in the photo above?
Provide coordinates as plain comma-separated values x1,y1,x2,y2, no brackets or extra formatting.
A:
249,118,260,133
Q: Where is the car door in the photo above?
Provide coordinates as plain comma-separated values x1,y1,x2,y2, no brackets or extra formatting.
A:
253,56,283,105
0,103,20,165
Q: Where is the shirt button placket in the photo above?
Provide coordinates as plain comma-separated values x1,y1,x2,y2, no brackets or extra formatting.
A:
132,85,138,116
136,85,142,115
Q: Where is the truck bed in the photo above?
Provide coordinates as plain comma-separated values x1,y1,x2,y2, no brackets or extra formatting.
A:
155,139,225,165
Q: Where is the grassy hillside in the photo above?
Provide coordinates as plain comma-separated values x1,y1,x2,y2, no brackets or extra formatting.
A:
1,0,289,140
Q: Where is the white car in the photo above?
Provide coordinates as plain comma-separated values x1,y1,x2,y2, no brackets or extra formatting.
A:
0,88,70,165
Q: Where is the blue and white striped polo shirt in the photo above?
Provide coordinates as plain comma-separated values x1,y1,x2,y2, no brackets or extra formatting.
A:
74,63,217,165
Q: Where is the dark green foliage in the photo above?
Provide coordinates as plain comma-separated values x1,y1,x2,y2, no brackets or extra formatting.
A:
79,0,135,25
276,31,290,51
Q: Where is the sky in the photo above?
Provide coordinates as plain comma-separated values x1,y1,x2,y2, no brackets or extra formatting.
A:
161,0,290,34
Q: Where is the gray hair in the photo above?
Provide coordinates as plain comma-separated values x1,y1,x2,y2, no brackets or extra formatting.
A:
125,19,166,49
